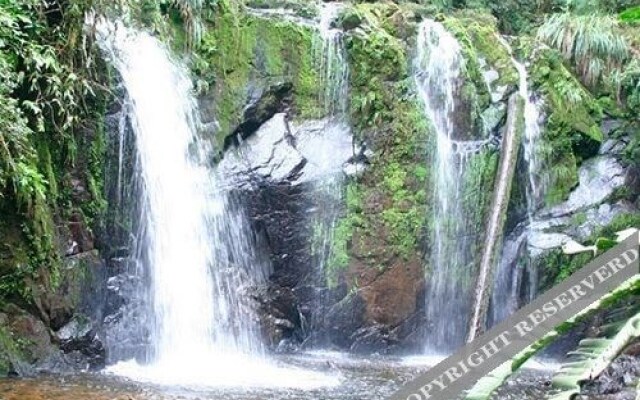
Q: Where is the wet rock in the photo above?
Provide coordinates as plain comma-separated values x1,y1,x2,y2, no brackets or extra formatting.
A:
350,325,392,354
482,103,507,134
543,156,625,218
528,230,573,256
390,311,427,353
293,119,356,181
67,212,94,254
528,155,627,256
255,285,301,347
223,82,293,151
599,138,627,155
358,260,424,328
314,259,425,353
56,317,106,369
478,58,510,104
28,250,106,331
573,202,635,240
580,355,640,397
218,113,306,188
275,338,300,353
601,119,623,136
0,304,56,374
219,114,358,189
324,293,367,349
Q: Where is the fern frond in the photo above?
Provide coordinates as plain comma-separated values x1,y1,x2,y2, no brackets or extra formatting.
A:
538,13,630,86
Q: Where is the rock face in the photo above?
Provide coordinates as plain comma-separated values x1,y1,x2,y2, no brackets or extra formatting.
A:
0,305,56,376
215,96,431,352
56,317,106,370
326,259,426,353
218,113,360,189
223,82,294,151
220,110,368,350
29,251,106,332
0,213,108,376
542,156,626,219
218,114,307,188
528,152,628,257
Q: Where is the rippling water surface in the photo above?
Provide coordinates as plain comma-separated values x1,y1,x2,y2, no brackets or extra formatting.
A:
0,353,427,400
0,353,571,400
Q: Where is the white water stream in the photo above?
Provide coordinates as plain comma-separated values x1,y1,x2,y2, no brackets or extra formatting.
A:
96,20,338,389
489,37,544,327
415,20,477,352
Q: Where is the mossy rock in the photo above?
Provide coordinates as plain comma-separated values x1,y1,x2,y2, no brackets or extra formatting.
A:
0,304,56,376
445,11,519,90
530,48,605,206
196,7,323,147
537,212,640,291
440,12,520,139
0,216,29,280
244,0,318,18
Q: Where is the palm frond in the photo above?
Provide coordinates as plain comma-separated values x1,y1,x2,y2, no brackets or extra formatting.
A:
538,13,630,86
546,309,640,399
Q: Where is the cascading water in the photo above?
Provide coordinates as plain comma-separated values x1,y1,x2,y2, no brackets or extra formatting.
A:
315,3,349,116
521,80,545,217
415,20,482,352
96,19,338,389
489,38,544,327
309,2,352,329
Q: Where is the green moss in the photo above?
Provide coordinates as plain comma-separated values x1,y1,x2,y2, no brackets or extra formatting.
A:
441,16,490,123
347,28,408,130
620,6,640,24
531,48,604,206
462,148,500,234
0,199,30,285
0,325,20,377
445,11,518,89
539,212,640,291
323,10,430,284
195,7,323,147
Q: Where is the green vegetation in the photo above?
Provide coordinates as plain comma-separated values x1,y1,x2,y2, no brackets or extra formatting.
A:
0,0,117,304
531,48,604,205
0,0,638,373
444,11,518,98
316,3,431,286
538,13,630,86
620,6,640,24
322,184,364,287
193,2,323,145
466,277,640,400
539,212,640,290
0,324,21,376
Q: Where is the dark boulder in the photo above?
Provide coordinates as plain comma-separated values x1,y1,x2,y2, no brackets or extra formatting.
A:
56,317,106,369
28,250,106,331
223,82,293,151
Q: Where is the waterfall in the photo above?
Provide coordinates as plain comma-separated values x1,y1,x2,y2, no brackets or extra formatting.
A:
520,72,545,217
488,37,544,328
98,16,263,365
467,91,521,341
316,3,349,116
97,20,338,389
415,20,479,352
310,3,351,293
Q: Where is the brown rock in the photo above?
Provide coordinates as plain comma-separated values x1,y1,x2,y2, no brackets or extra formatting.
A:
359,258,424,328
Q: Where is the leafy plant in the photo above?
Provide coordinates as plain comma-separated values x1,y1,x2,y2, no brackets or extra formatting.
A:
619,6,640,25
537,13,630,86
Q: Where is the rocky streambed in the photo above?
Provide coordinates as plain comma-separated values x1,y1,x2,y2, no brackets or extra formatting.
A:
2,353,638,400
